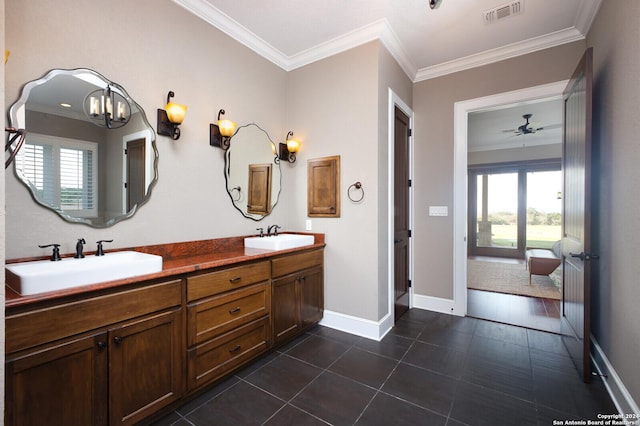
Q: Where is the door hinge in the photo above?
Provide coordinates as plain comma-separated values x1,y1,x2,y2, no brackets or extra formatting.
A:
124,148,128,155
408,279,412,288
124,182,128,188
408,179,412,187
408,230,412,238
408,128,412,137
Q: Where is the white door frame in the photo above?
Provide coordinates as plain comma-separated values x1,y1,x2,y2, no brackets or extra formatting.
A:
387,88,414,327
452,81,568,315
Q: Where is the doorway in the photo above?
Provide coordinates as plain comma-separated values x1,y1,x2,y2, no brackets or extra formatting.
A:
452,81,568,321
388,89,413,327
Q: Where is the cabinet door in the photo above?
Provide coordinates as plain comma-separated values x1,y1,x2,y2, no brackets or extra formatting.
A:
109,309,183,426
308,156,340,217
300,266,324,329
5,332,108,426
272,274,300,344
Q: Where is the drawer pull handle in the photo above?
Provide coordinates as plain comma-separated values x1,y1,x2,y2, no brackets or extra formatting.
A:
229,277,242,284
229,306,241,314
229,344,241,353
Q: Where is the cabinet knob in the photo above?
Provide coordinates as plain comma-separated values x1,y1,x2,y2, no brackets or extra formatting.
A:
113,336,123,345
97,341,107,351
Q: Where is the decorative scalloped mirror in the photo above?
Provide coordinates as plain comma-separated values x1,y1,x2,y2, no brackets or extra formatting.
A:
224,123,282,220
8,68,158,227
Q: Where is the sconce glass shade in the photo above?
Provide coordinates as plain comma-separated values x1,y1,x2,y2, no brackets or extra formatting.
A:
286,138,300,153
165,102,187,124
218,119,237,137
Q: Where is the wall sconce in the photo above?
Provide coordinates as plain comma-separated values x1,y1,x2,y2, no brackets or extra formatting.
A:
277,131,300,163
84,85,131,129
210,109,237,149
157,91,187,140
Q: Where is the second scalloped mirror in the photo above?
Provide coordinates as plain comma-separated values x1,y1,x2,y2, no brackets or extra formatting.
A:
8,68,158,227
224,123,282,220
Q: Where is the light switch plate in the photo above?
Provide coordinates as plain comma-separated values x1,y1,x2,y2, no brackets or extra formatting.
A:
429,206,448,216
306,219,313,231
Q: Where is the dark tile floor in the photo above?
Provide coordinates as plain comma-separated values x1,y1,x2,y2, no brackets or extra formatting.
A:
151,309,616,426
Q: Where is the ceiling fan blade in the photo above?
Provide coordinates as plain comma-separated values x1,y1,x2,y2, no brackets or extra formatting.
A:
538,123,562,130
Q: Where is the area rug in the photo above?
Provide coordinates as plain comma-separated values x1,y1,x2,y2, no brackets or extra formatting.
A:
467,259,561,300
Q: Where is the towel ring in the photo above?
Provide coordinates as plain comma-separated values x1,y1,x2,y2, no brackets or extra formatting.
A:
347,181,364,203
230,186,241,201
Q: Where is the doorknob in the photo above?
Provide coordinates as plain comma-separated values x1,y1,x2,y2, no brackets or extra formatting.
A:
569,252,600,261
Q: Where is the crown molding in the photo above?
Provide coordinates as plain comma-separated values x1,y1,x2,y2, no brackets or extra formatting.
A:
174,0,596,82
573,0,602,36
172,0,290,69
413,27,584,82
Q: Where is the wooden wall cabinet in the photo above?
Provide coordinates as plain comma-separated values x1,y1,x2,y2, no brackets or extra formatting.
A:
308,156,340,217
272,249,324,344
247,163,272,215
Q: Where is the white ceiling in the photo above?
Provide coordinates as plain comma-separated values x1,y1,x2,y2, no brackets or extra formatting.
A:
173,0,601,81
468,98,563,152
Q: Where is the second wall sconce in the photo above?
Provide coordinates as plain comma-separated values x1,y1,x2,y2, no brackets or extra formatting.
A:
210,109,237,150
157,91,187,140
278,131,300,163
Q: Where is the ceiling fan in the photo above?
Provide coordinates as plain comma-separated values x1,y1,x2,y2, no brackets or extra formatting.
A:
503,113,561,136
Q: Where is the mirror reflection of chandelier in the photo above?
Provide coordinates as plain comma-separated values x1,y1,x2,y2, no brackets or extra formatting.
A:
83,85,130,129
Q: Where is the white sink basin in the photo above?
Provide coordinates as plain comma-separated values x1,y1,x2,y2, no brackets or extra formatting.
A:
6,251,163,296
244,234,314,251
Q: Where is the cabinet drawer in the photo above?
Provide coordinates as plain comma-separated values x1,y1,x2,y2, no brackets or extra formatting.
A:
187,316,270,391
271,249,323,278
187,261,270,302
6,280,182,354
187,282,270,346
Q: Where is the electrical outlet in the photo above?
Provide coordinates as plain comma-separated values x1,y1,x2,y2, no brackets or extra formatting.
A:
306,219,312,231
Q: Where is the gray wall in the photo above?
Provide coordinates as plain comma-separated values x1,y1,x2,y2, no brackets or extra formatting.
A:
587,0,640,405
412,42,586,300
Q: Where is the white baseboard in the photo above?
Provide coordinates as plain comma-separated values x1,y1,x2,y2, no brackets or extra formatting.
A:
591,336,640,417
412,294,464,317
319,310,393,341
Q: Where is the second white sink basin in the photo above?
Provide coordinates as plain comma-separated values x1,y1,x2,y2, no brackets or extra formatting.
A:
6,251,163,296
244,234,314,251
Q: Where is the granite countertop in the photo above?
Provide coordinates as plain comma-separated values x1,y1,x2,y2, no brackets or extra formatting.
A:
5,233,325,308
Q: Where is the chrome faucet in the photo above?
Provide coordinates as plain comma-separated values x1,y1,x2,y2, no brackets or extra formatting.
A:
267,224,281,236
74,238,86,259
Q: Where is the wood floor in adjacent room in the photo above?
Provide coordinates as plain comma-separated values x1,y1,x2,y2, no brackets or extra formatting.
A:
467,289,561,333
467,256,561,334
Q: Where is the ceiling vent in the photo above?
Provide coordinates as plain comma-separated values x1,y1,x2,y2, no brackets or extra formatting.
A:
483,1,523,24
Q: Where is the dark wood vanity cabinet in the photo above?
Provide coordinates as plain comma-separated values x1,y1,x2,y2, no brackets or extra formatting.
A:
186,261,272,391
109,308,183,425
5,331,109,426
4,280,184,426
272,249,324,345
5,244,324,425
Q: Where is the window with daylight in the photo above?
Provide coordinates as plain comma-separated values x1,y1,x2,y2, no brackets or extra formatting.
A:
16,134,98,217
